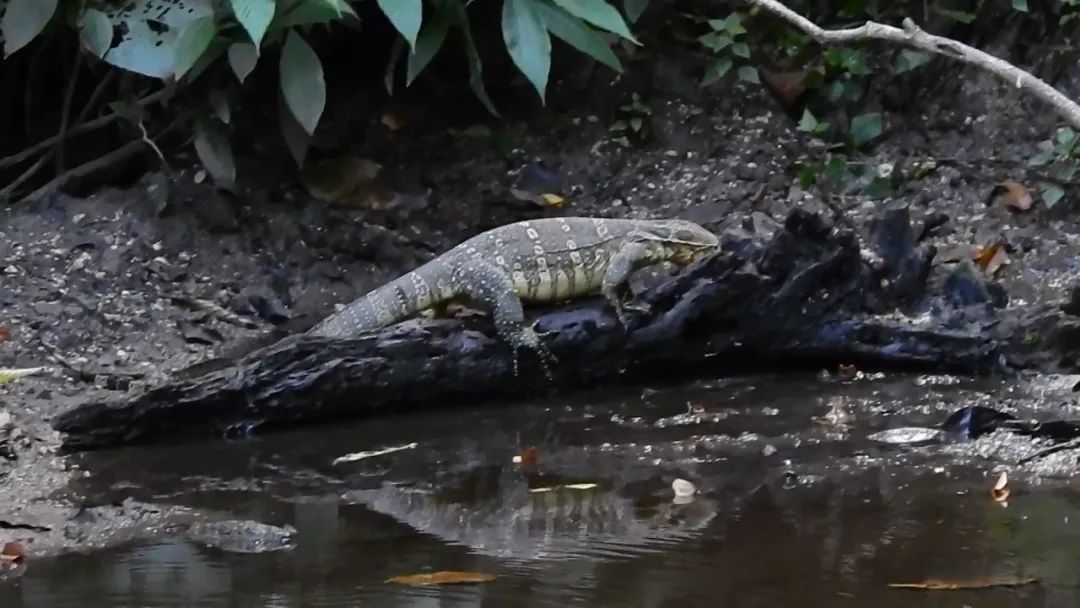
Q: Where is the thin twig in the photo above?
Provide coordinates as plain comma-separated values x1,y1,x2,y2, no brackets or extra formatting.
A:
0,85,174,172
747,0,1080,129
0,155,49,200
56,48,85,174
1018,437,1080,464
15,114,187,205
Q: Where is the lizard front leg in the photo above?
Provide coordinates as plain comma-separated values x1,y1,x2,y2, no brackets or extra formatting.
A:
453,261,557,378
602,239,666,328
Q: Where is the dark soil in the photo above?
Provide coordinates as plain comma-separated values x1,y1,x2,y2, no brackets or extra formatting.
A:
1,11,1080,560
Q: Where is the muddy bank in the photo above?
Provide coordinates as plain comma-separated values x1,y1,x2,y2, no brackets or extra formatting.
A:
2,15,1080,559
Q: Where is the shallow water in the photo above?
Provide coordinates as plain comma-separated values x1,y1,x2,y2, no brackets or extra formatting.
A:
6,372,1080,607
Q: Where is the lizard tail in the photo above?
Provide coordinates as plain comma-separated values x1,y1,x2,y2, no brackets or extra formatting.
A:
307,265,440,339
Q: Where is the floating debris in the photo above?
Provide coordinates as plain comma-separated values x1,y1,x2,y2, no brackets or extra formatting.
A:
332,442,418,465
867,427,943,445
386,571,496,586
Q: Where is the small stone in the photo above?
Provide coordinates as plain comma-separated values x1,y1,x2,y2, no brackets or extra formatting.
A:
0,411,13,432
762,444,777,456
672,478,696,498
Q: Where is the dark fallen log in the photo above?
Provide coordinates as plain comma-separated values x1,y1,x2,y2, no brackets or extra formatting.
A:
53,207,1007,450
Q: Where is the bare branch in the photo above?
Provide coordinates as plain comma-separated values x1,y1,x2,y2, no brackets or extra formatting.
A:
748,0,1080,130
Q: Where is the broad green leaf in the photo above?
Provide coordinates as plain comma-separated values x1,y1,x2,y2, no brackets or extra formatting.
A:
280,29,325,135
450,0,498,115
230,0,275,48
894,49,931,74
850,112,883,147
933,7,976,22
701,57,732,86
797,109,818,132
183,36,228,83
271,0,341,29
1043,185,1066,208
1012,0,1029,11
698,32,732,52
278,89,310,167
1055,127,1077,153
406,0,453,85
376,0,422,48
79,8,113,59
228,41,258,82
737,65,759,83
1027,149,1054,166
96,0,214,79
194,116,237,190
2,0,57,57
171,16,216,80
709,14,745,35
623,0,648,23
502,0,551,103
552,0,638,43
535,2,621,72
732,41,750,58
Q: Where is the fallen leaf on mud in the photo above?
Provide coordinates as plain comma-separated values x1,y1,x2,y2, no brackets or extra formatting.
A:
0,326,8,341
761,69,813,109
672,478,696,497
837,363,858,378
386,571,496,586
332,442,418,465
888,575,1037,590
0,367,49,386
563,483,599,490
540,193,565,207
990,181,1033,211
301,155,384,207
867,427,944,444
381,113,405,131
0,542,24,563
512,446,538,466
973,243,1009,275
992,470,1010,502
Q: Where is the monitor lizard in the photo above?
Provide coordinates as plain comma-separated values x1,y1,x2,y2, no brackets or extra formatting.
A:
307,216,720,375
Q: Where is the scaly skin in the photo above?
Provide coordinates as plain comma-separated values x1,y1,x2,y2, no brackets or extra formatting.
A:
307,217,720,373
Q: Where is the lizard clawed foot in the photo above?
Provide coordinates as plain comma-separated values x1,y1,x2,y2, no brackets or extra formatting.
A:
510,326,557,380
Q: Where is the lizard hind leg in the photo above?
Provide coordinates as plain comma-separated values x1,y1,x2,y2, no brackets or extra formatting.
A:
454,261,558,379
602,239,666,328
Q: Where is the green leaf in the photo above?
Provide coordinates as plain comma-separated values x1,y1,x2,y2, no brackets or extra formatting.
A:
448,0,498,115
709,14,746,35
731,41,750,58
1012,0,1029,11
551,0,638,43
406,0,452,85
701,56,732,86
737,65,759,83
502,0,551,103
536,2,621,72
90,0,214,79
278,89,310,167
2,0,57,57
183,36,228,83
228,41,258,83
194,116,237,190
698,32,732,52
797,108,818,132
377,0,422,48
171,16,216,80
850,112,883,147
271,0,341,30
1056,127,1077,153
933,7,976,23
79,8,113,59
1043,185,1066,208
623,0,648,23
629,116,643,131
279,29,326,135
230,0,275,48
894,49,931,74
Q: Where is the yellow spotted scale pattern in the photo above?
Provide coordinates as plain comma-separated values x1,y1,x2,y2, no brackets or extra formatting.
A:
307,216,720,372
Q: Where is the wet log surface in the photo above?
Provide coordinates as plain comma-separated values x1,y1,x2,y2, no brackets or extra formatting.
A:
53,208,1008,450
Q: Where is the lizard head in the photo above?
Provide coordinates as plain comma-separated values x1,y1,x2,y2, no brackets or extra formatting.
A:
653,219,720,264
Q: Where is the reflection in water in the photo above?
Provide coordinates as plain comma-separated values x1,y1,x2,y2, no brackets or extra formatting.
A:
3,373,1080,606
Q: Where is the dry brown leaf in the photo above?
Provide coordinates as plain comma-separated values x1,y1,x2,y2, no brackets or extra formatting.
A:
761,69,811,109
973,242,1009,275
512,446,538,467
992,181,1034,212
386,571,496,586
889,575,1037,590
992,470,1010,502
0,326,9,341
837,363,858,378
0,542,24,563
301,155,384,207
539,193,565,207
381,113,405,131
